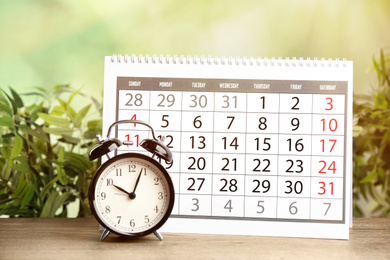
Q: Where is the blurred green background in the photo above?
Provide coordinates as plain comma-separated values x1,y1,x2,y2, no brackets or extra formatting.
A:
1,0,389,96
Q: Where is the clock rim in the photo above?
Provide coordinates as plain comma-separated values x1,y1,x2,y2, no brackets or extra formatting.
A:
89,152,175,238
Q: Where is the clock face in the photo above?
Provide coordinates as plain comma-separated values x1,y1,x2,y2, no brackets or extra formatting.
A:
89,153,174,237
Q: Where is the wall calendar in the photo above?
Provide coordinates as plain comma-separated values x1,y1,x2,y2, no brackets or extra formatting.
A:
103,55,353,239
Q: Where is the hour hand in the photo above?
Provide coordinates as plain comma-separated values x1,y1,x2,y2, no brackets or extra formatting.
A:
113,184,135,199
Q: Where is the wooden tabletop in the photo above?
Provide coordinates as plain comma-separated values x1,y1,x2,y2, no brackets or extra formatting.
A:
0,218,389,260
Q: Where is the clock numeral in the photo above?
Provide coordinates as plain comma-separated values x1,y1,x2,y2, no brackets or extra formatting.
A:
154,177,160,185
145,215,150,223
158,192,163,200
105,205,110,214
100,192,106,200
106,178,113,186
116,168,122,176
117,216,121,224
154,205,159,213
130,219,135,227
129,164,136,172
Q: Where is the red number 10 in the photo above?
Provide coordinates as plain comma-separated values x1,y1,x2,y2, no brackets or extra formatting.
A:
321,118,337,132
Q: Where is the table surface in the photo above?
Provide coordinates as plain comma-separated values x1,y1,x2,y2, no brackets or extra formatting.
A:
0,218,389,260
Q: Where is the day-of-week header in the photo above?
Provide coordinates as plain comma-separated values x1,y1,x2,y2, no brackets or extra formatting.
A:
220,83,239,89
254,84,270,90
159,82,173,87
192,82,206,88
320,85,336,91
129,81,141,86
290,84,302,90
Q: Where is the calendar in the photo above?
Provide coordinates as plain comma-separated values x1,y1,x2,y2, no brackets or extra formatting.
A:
103,55,353,239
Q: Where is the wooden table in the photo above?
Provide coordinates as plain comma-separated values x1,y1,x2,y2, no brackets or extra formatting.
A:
0,218,389,260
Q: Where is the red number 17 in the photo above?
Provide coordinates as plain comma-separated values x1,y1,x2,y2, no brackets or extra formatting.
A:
320,139,337,153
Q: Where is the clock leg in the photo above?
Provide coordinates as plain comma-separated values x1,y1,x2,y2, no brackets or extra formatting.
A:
100,228,111,241
153,230,163,241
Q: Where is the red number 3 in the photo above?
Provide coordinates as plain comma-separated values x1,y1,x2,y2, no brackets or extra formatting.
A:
325,97,333,111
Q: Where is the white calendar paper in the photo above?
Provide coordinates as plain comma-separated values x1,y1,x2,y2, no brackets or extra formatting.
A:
103,55,353,239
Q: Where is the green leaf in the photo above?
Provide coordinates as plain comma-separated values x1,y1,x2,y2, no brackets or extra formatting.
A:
9,87,24,108
50,105,66,116
15,172,28,197
20,186,35,209
38,113,70,128
91,96,102,112
0,117,14,129
0,100,13,117
54,84,70,98
73,104,91,128
353,125,363,137
380,49,386,85
28,123,50,143
42,126,74,136
10,156,32,174
367,123,388,130
1,89,17,114
40,190,59,217
83,130,99,139
53,192,74,215
360,169,378,183
21,91,46,99
59,135,80,145
68,86,83,105
18,124,46,143
9,134,23,167
87,119,101,130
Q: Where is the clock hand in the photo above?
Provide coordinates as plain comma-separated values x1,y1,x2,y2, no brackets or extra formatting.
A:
113,184,135,199
129,168,143,197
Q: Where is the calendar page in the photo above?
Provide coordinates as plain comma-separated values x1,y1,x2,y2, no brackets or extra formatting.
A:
103,55,353,239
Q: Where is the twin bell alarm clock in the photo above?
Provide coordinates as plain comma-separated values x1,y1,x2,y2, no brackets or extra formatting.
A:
88,120,174,241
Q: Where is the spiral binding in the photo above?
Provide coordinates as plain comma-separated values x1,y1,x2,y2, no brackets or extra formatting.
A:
110,54,347,67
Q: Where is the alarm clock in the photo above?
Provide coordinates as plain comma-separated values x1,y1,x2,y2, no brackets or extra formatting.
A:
88,120,175,241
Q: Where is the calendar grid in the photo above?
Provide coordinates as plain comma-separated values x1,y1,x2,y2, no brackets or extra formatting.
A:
211,91,215,216
309,94,314,219
275,93,280,219
115,77,348,224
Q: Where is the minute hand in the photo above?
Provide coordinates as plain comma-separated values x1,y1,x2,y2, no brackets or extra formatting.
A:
130,168,144,197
